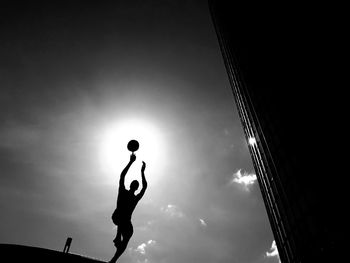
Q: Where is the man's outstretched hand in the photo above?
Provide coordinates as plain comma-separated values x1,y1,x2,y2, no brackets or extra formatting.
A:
130,153,136,163
141,161,146,172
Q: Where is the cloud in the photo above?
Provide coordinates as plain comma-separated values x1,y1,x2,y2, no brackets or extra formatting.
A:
127,239,158,263
135,240,157,255
136,243,147,255
231,169,257,191
199,218,207,227
160,204,185,218
266,240,280,263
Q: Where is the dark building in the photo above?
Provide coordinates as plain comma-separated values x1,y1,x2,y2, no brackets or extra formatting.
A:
209,1,346,263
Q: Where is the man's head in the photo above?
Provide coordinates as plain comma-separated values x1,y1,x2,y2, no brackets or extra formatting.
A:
130,180,139,192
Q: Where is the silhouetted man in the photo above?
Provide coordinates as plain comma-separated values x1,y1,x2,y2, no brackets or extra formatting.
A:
109,154,147,263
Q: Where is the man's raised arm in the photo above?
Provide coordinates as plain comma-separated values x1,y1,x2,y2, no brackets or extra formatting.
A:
137,161,148,199
119,154,136,190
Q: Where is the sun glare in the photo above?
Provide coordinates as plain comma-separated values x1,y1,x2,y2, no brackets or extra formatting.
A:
99,118,165,186
248,136,257,146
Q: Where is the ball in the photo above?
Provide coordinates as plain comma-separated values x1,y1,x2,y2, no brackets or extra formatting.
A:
127,140,139,152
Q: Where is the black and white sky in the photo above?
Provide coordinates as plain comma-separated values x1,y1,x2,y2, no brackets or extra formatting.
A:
0,1,278,263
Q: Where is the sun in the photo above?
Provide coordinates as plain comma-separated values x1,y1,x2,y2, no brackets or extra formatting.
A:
99,117,166,186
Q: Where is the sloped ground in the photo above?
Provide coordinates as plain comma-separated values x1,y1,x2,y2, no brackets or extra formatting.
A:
0,244,106,263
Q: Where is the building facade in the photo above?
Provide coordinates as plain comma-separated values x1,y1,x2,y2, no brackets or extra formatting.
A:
209,1,345,262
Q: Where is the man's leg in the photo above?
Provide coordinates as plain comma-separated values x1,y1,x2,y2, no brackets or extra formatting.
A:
113,227,122,247
109,222,133,263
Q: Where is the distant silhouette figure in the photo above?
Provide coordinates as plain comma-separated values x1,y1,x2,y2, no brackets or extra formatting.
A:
109,154,147,263
63,237,72,253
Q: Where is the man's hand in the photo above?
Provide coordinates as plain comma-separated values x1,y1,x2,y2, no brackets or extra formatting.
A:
130,153,136,163
141,161,146,172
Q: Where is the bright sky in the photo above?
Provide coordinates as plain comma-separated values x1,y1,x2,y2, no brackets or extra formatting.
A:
0,1,279,263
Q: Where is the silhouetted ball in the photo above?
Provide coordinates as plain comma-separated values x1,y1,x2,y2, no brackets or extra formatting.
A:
127,140,139,152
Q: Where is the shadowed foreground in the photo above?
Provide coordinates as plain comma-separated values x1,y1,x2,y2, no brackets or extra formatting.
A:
0,244,106,263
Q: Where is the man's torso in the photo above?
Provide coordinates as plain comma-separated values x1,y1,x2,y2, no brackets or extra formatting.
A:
113,189,139,224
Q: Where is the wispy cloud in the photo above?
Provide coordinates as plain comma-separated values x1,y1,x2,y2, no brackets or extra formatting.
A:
160,204,185,218
266,240,280,263
127,239,157,263
135,240,157,255
199,218,207,227
231,169,257,191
